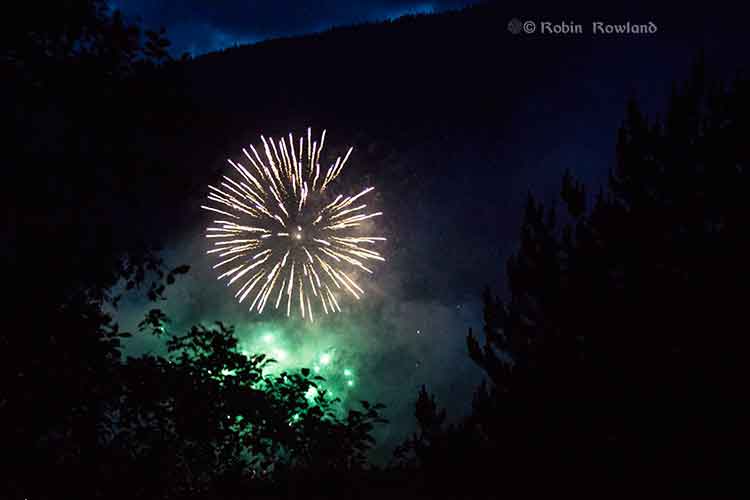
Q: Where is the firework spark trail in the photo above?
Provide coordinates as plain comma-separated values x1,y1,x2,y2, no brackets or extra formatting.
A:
202,128,385,321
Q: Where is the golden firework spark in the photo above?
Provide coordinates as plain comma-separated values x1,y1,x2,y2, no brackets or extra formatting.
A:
202,128,385,321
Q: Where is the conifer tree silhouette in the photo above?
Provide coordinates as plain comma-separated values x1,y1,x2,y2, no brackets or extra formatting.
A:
467,55,749,492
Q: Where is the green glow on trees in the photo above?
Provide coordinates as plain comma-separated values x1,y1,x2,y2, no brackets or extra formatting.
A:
305,386,318,401
235,324,359,407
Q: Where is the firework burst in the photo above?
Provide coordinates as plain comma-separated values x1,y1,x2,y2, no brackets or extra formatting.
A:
201,128,385,321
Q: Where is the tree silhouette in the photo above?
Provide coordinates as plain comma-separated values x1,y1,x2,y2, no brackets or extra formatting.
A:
5,0,191,311
101,320,387,498
393,385,447,467
466,56,749,492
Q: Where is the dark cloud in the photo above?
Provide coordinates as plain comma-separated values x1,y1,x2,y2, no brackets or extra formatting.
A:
113,0,479,55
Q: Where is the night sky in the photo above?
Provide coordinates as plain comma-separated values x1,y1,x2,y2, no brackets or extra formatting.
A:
106,0,748,461
113,0,480,56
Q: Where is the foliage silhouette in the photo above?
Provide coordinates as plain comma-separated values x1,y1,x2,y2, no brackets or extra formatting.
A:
392,56,750,497
3,4,194,495
467,55,747,493
105,319,387,498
